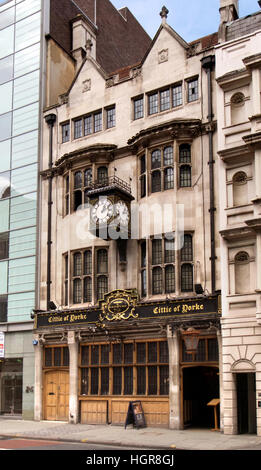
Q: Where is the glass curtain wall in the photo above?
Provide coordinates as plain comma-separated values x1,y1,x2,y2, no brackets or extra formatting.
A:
0,0,42,323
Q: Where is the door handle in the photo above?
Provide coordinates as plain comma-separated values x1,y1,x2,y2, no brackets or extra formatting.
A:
48,392,55,395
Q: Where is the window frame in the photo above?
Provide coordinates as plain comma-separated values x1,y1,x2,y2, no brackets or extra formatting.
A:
64,247,109,306
133,95,144,120
140,233,194,298
146,82,183,117
61,121,70,143
80,339,169,397
187,76,199,103
150,145,174,194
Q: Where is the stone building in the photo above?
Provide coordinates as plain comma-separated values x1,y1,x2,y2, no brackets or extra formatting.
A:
33,0,222,430
216,0,261,435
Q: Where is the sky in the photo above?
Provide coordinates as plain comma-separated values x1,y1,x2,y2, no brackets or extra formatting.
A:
111,0,260,42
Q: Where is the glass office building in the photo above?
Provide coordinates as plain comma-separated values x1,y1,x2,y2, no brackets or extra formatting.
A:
0,0,43,418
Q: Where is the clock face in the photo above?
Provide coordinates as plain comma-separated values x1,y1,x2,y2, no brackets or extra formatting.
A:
115,201,129,226
91,199,113,224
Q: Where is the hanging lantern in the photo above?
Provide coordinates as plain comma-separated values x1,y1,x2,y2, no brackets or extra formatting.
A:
182,327,200,354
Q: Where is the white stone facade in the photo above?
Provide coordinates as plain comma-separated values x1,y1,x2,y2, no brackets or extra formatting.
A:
216,2,261,435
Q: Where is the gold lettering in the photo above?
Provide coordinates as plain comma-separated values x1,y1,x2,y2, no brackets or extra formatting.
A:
182,303,204,314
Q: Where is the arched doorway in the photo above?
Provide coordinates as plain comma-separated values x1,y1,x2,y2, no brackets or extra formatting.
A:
182,366,219,428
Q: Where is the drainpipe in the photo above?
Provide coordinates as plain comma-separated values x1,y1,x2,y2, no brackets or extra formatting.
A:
44,113,56,310
201,55,216,294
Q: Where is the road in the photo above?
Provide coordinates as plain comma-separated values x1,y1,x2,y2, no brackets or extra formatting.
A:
0,437,136,450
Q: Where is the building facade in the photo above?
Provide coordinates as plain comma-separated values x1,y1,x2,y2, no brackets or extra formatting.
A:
34,1,223,429
216,0,261,435
0,0,47,419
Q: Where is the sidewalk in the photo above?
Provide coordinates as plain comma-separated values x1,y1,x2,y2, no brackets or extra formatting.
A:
0,418,260,450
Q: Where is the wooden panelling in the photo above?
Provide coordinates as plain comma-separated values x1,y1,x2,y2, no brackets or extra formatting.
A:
111,398,169,427
81,399,108,424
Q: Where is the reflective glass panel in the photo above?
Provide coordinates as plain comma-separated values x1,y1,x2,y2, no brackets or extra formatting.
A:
0,171,10,198
0,81,13,114
0,139,11,171
11,163,37,196
0,54,13,84
12,102,38,136
15,12,40,52
0,24,14,59
7,290,35,322
15,0,41,21
0,112,12,141
8,255,35,292
0,5,14,29
0,198,9,231
14,42,40,78
13,69,39,109
0,2,15,13
9,191,37,229
9,226,36,258
0,261,8,294
12,130,38,168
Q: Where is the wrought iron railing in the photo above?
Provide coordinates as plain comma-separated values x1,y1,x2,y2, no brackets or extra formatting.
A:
88,175,132,194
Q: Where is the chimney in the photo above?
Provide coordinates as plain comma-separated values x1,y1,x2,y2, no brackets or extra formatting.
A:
71,14,97,71
219,0,239,42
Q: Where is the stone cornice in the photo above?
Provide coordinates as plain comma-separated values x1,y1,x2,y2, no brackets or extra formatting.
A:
127,118,212,148
217,144,252,162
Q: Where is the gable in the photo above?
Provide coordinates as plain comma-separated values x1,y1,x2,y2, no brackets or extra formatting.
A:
141,25,188,90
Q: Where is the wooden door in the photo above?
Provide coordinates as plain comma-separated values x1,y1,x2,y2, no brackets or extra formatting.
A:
44,371,69,421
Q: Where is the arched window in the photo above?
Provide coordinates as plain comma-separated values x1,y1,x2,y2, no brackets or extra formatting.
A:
84,168,92,187
97,166,108,185
180,165,191,187
73,278,82,304
97,275,108,300
181,234,193,292
83,277,92,302
179,144,191,163
181,264,193,292
152,266,163,294
73,252,82,276
84,250,92,275
97,249,108,274
151,149,161,169
165,265,175,293
232,171,248,206
151,170,161,193
179,144,192,187
235,251,250,294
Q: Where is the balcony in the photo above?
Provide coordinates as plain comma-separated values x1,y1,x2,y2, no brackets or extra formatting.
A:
87,175,133,200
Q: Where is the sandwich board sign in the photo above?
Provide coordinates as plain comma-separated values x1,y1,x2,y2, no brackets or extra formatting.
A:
0,332,4,358
125,401,146,429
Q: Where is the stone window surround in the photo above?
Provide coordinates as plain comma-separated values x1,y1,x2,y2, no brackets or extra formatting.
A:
139,233,194,299
138,139,193,198
132,75,199,121
63,246,109,307
60,103,116,143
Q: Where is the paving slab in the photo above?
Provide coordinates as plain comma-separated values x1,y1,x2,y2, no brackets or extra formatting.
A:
0,418,260,450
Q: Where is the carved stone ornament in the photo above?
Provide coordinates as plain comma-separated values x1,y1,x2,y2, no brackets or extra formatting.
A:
158,49,169,64
82,79,91,93
235,251,249,263
233,171,247,185
231,92,245,106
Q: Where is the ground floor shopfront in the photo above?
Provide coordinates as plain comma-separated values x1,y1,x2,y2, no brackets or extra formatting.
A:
33,291,222,430
0,326,35,419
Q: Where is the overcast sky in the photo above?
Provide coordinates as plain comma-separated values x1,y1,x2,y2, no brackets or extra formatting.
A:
111,0,260,42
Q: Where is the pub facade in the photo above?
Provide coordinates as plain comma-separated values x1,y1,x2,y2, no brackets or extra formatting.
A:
33,2,222,429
